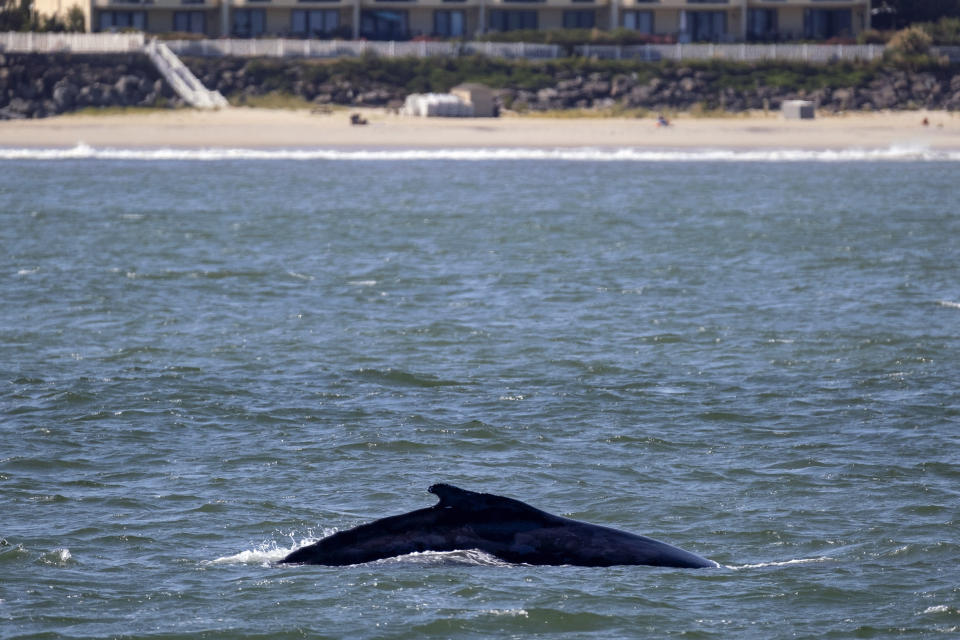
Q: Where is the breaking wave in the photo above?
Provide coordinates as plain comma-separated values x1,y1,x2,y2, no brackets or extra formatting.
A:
2,143,959,163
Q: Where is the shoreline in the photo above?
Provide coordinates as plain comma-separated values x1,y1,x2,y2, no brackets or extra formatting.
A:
1,107,959,151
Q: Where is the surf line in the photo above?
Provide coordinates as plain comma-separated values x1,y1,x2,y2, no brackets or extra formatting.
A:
2,144,959,163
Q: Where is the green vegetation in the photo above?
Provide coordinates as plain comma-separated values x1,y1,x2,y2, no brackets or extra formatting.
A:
0,0,34,30
233,92,316,109
918,16,960,45
860,17,960,46
0,0,84,31
887,25,935,56
63,105,173,117
694,59,880,93
872,0,960,30
877,25,955,69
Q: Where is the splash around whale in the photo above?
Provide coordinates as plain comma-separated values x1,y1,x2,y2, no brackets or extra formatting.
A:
280,484,719,569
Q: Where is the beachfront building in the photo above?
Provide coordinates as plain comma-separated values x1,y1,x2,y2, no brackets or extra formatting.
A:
33,0,871,42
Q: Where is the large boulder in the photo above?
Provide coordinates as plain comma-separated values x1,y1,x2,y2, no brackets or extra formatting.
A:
52,80,79,110
114,74,142,105
5,96,36,117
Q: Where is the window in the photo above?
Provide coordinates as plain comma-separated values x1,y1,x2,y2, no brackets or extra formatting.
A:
173,10,205,32
686,10,726,42
488,10,537,31
233,8,266,36
622,10,652,33
562,9,594,29
747,8,776,40
804,8,851,39
360,10,408,39
98,10,146,30
292,9,339,36
433,9,465,37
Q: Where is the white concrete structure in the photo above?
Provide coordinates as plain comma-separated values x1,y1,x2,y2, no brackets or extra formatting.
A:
402,93,474,117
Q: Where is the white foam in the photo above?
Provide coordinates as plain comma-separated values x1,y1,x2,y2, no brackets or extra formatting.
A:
2,144,959,163
725,556,833,570
922,605,953,614
937,300,960,309
40,548,73,565
211,531,326,566
212,546,295,565
480,609,530,617
286,271,314,281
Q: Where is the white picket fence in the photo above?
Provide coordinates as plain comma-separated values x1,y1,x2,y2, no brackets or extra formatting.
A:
938,45,960,61
4,31,958,64
576,42,887,62
164,38,564,60
0,31,144,53
162,39,895,62
154,41,960,63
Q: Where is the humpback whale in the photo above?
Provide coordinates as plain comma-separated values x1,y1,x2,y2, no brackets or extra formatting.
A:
280,484,718,568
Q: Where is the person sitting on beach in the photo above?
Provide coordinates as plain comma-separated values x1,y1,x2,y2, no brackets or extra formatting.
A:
656,114,670,128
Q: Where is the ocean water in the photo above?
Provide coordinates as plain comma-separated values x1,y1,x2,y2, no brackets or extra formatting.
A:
2,147,959,639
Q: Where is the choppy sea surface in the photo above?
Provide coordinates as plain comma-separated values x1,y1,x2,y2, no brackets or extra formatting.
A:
2,147,959,639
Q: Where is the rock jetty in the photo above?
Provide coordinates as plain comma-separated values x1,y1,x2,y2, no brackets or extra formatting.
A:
0,53,178,119
3,52,960,118
187,56,960,113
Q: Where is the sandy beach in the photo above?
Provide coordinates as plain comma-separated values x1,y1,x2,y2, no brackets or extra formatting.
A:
1,107,958,150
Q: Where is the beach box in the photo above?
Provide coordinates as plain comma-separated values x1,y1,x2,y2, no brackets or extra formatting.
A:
401,93,474,117
782,100,815,120
451,84,496,118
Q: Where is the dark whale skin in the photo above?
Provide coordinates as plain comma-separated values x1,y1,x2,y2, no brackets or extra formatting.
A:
280,484,718,569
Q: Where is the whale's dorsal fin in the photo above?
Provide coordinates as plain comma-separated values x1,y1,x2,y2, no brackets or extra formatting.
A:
428,483,554,522
429,483,481,509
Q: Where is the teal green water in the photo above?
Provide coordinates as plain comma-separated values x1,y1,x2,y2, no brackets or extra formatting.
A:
2,156,959,638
